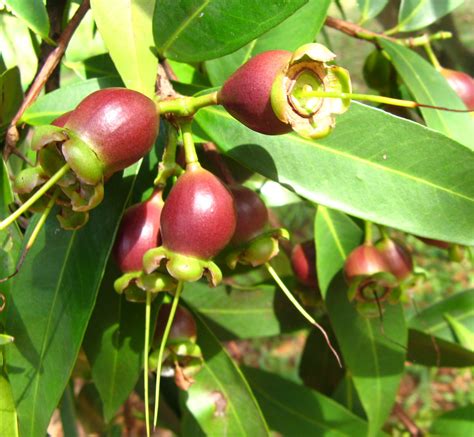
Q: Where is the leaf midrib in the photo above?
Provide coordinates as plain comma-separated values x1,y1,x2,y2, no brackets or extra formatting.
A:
202,107,474,204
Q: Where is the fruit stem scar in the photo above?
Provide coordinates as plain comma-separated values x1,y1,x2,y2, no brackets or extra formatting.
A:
153,282,183,429
265,262,342,368
0,163,70,231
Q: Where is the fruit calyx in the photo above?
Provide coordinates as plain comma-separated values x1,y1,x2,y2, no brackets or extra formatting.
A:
143,164,236,286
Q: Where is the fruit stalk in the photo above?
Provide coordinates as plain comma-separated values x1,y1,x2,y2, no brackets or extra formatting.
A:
153,281,183,429
144,291,152,437
154,127,181,187
157,92,218,117
180,120,199,166
265,263,342,367
0,163,70,231
297,90,473,112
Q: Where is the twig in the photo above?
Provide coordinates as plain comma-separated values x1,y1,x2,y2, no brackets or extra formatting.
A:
4,0,91,160
393,403,423,437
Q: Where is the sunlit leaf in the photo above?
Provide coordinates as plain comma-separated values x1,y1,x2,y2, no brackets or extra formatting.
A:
4,0,50,41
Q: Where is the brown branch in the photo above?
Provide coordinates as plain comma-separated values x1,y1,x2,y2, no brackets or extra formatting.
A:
4,0,90,160
392,403,424,437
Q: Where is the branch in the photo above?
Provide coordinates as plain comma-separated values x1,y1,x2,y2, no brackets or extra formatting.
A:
392,403,423,437
4,0,91,160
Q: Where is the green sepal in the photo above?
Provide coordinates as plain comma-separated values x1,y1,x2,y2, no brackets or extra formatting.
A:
13,166,47,194
143,246,223,287
31,125,68,151
62,182,104,212
56,207,89,230
149,342,203,380
226,228,289,269
449,244,465,262
62,137,104,185
114,271,142,294
347,271,398,303
0,333,14,346
136,272,177,294
38,145,76,187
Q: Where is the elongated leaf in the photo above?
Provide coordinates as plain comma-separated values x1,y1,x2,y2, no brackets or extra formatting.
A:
243,366,385,436
407,329,474,367
396,0,464,32
0,66,23,136
430,403,474,437
63,53,119,81
82,263,149,422
357,0,388,23
153,0,307,62
182,306,270,436
4,0,50,41
21,77,123,125
0,356,19,437
409,289,474,343
205,0,330,85
5,164,143,437
326,277,407,437
195,104,474,246
444,314,474,350
90,0,158,97
0,14,38,89
379,39,474,150
183,281,305,340
315,206,362,298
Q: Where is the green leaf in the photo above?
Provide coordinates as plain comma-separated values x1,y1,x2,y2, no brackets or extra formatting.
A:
409,289,474,343
83,262,153,422
153,0,308,62
182,306,270,436
326,277,407,437
444,314,474,350
407,329,474,367
0,66,23,136
430,403,474,437
396,0,464,32
63,53,119,81
5,164,143,437
59,384,79,437
0,14,38,89
357,0,389,23
0,357,19,437
205,0,330,85
379,39,474,150
195,104,474,246
90,0,158,97
242,366,385,436
315,206,362,298
4,0,50,41
0,335,14,346
183,281,305,340
298,323,344,395
21,77,123,125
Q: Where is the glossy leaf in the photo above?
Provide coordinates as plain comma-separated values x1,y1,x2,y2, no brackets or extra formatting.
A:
195,104,474,246
182,306,270,436
407,329,474,367
82,263,150,422
357,0,388,23
409,289,474,343
430,403,474,437
315,206,362,298
326,277,407,437
205,0,330,85
379,39,474,150
0,356,19,437
5,164,143,437
444,314,474,350
396,0,464,32
90,0,158,97
0,14,38,89
21,77,123,125
0,67,22,136
153,0,307,62
243,366,384,436
182,281,305,340
4,0,50,41
63,53,119,81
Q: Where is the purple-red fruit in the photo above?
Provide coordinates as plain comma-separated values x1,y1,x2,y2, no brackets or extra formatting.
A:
160,165,237,259
52,111,73,127
344,245,391,282
113,190,164,273
155,304,197,345
291,240,318,288
441,68,474,109
375,238,413,280
416,236,451,249
230,185,268,245
65,88,159,176
218,50,293,135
